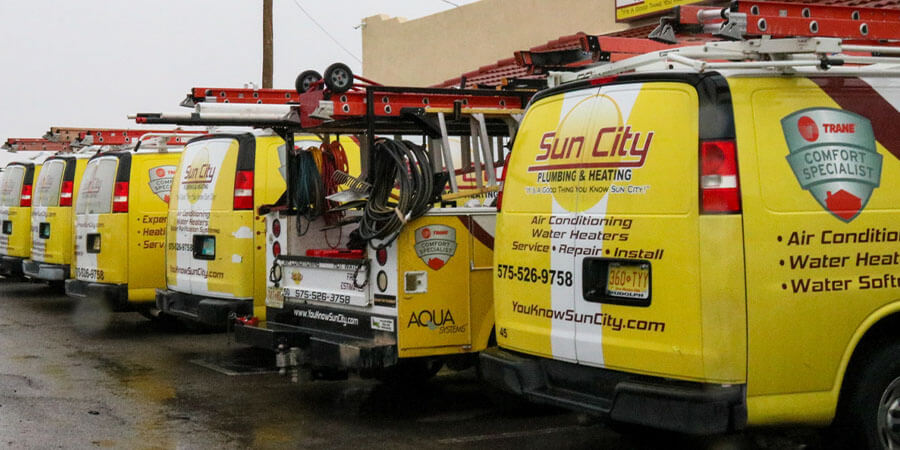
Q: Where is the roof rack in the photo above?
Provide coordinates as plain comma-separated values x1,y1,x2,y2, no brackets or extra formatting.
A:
551,36,900,86
549,0,900,87
132,65,534,196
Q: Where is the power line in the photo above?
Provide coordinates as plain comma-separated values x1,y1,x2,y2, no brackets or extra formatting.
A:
440,0,460,7
289,0,362,64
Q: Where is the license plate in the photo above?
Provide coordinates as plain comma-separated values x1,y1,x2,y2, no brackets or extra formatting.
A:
606,263,650,299
281,259,370,307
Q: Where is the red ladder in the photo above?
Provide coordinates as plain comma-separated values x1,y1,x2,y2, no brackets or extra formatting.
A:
4,138,70,152
47,127,205,146
671,1,900,42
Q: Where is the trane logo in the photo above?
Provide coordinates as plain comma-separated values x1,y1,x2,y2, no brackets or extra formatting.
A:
797,116,857,142
530,126,653,172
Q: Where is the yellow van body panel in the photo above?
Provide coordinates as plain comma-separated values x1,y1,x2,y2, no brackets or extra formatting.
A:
1,206,33,258
31,159,86,270
0,164,39,259
698,215,747,383
125,155,179,301
730,76,900,424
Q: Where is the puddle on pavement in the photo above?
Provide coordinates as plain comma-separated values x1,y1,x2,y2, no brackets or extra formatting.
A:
189,348,278,376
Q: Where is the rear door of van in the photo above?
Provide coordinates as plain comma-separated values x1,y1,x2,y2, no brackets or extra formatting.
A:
497,78,710,381
30,157,73,263
0,163,35,258
74,155,126,285
167,134,255,299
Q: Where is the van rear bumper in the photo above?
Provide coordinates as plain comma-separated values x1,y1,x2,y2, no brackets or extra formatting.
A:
65,280,129,311
0,256,25,277
479,347,747,435
234,321,398,372
22,260,68,281
156,289,252,327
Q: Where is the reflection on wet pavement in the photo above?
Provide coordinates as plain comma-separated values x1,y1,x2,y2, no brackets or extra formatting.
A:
0,280,816,449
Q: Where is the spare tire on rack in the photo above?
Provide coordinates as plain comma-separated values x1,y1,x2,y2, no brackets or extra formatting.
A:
295,70,322,94
323,62,353,94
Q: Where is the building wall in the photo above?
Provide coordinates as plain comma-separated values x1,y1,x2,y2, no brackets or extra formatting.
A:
362,0,639,86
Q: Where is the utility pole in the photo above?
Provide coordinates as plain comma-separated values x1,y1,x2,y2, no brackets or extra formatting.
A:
262,0,273,88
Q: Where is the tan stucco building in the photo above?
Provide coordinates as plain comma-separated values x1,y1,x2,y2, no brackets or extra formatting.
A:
362,0,656,86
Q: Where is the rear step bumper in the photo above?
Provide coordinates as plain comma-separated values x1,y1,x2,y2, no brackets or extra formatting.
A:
0,256,25,277
234,321,398,371
22,260,68,281
479,347,746,435
65,280,129,311
155,289,252,327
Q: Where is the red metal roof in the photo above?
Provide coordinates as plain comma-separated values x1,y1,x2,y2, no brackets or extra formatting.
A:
434,0,900,89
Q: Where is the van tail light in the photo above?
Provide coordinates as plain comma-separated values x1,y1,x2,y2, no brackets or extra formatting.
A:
19,184,32,207
233,170,254,210
59,181,74,207
496,152,512,211
112,182,129,213
700,140,741,213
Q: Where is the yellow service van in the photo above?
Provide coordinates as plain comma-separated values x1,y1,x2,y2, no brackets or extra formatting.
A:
0,161,40,278
65,148,183,316
157,132,343,327
23,154,90,285
479,37,900,446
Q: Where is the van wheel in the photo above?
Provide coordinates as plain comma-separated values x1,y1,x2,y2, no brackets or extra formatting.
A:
840,341,900,449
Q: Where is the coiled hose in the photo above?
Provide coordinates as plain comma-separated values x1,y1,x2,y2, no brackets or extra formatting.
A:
357,138,433,249
292,146,324,235
291,141,351,236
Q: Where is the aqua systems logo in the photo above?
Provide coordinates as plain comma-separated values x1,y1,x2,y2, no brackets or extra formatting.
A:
783,108,882,222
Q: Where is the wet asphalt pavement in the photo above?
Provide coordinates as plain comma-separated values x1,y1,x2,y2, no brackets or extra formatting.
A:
0,280,823,449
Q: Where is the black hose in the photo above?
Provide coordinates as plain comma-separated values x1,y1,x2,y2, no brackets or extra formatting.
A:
357,138,433,249
292,150,324,235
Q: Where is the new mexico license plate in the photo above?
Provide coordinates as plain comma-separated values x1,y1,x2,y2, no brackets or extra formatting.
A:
606,262,650,299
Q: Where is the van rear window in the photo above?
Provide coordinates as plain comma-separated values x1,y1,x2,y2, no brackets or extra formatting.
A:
76,158,118,214
0,165,25,207
34,159,66,207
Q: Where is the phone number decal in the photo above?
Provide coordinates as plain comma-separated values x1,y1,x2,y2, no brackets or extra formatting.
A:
496,264,572,286
282,287,351,305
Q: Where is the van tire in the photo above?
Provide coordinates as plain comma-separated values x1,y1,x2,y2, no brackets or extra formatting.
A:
839,341,900,449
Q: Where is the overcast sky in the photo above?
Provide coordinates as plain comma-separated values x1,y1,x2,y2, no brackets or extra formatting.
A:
0,0,477,142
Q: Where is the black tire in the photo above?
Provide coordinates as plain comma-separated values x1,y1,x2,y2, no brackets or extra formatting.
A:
295,70,322,94
376,358,443,385
839,341,900,449
138,307,181,330
323,62,353,93
48,280,65,293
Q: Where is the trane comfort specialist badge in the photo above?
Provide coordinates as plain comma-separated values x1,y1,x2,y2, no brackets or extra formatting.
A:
783,107,882,222
414,225,456,270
